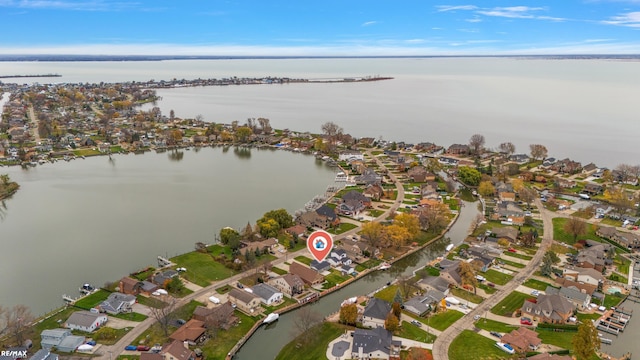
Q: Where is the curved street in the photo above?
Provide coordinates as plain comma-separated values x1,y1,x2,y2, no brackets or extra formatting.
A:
431,198,553,359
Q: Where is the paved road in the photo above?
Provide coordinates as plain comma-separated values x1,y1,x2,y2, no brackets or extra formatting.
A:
96,151,405,359
27,105,41,144
431,198,553,360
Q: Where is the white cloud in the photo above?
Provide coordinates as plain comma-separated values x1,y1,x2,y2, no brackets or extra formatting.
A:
436,5,478,12
477,6,545,19
362,21,378,26
466,16,482,23
0,0,140,11
603,11,640,27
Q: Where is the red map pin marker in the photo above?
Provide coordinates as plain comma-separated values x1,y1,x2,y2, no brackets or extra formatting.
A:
307,230,333,262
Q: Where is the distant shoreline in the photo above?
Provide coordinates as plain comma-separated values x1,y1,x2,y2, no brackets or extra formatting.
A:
0,74,61,78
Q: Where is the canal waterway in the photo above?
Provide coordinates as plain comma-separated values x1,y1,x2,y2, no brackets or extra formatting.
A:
0,146,336,315
234,199,480,360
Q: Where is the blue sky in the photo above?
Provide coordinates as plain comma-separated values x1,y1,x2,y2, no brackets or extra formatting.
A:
1,0,640,55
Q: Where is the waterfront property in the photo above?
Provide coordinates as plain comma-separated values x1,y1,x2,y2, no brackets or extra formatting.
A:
351,327,400,360
361,298,392,329
98,292,136,314
64,311,107,333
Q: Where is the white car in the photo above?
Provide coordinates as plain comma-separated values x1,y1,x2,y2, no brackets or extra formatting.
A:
531,290,540,297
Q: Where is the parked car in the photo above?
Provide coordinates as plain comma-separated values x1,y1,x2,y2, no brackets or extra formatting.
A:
86,340,96,346
508,248,517,253
176,319,186,325
531,290,540,297
487,283,495,288
490,331,502,338
137,346,150,352
520,317,533,325
473,315,481,321
410,320,422,327
125,345,137,351
237,282,244,289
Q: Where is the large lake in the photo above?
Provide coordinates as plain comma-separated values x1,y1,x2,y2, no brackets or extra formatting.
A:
0,147,336,315
1,57,639,167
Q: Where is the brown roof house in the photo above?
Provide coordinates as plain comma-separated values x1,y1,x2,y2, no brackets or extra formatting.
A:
407,165,431,182
169,319,206,343
289,262,324,286
192,303,238,330
501,327,542,353
296,204,340,229
268,274,304,297
521,294,576,324
228,288,262,315
161,339,196,360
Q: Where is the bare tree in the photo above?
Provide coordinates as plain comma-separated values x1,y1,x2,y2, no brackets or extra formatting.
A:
149,298,177,337
257,118,272,134
529,144,548,161
2,305,34,346
469,134,485,156
498,142,516,157
519,187,537,209
397,275,418,300
564,217,587,243
321,121,343,149
292,306,322,344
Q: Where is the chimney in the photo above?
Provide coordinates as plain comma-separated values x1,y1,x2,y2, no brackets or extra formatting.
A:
183,341,189,349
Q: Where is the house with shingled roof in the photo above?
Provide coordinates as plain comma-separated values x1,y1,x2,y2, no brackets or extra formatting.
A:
521,294,575,324
362,298,392,328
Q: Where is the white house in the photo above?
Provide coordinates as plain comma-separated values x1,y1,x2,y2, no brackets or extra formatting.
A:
338,151,364,162
251,283,284,305
362,298,391,328
65,311,108,332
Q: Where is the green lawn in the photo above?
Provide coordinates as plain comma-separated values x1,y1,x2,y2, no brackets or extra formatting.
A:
576,312,602,322
328,222,358,235
276,322,350,360
483,269,514,286
498,258,526,269
478,283,497,294
615,254,631,275
536,329,576,350
133,301,203,347
523,278,555,291
136,296,167,309
171,251,236,287
449,330,518,360
450,288,485,304
474,318,519,333
271,267,288,275
428,310,465,331
491,291,531,316
323,270,351,289
111,312,148,322
201,312,258,360
603,292,625,308
398,321,436,343
374,284,399,302
74,289,111,309
552,217,598,245
32,307,77,349
502,251,533,261
294,256,312,266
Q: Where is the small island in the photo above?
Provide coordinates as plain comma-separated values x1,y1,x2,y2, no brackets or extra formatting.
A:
0,174,19,200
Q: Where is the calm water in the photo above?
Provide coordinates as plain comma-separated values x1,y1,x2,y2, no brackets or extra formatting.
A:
235,200,479,360
1,58,639,166
0,147,336,315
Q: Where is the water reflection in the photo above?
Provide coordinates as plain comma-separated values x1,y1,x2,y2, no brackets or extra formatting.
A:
233,147,251,159
168,149,184,161
0,200,7,220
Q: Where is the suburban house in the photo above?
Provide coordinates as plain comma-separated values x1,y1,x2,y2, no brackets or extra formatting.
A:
30,349,59,360
240,238,278,254
407,165,432,182
491,227,519,243
119,276,143,295
554,277,597,295
64,311,108,332
521,294,576,323
447,144,469,155
438,259,462,287
289,262,324,286
40,329,85,352
296,204,340,229
597,226,640,250
574,244,609,272
99,292,136,315
192,303,238,330
354,168,383,186
545,286,591,310
228,288,262,314
363,184,384,201
582,182,604,196
403,290,446,316
338,150,364,162
327,249,353,268
284,224,306,238
161,339,196,360
563,267,605,287
362,298,392,328
510,154,530,164
310,260,331,272
501,327,541,352
418,276,451,295
169,319,207,343
268,274,305,297
339,190,372,215
251,283,283,305
499,192,516,202
153,270,179,287
351,327,401,360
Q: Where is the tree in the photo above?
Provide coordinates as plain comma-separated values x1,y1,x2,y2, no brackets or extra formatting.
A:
321,121,343,148
166,276,185,295
529,144,548,161
384,313,400,332
261,209,294,229
241,222,255,241
361,221,386,248
384,224,412,248
519,187,537,209
407,348,433,360
393,213,420,238
458,166,482,186
149,298,177,337
511,178,524,193
235,126,253,143
220,227,240,245
1,305,34,346
521,230,537,247
257,217,280,238
458,261,478,294
564,217,587,243
498,142,516,157
604,185,634,214
339,303,358,325
541,250,560,277
424,203,451,234
392,302,402,318
468,134,485,156
572,320,600,360
397,275,418,300
292,307,322,344
478,181,495,197
497,238,510,248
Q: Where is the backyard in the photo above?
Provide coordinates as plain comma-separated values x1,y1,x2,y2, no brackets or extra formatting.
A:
449,330,518,360
171,251,237,287
490,291,532,316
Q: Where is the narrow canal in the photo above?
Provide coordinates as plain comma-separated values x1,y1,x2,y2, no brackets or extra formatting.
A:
234,198,481,359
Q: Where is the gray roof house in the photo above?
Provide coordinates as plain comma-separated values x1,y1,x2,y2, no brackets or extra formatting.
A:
40,329,84,352
30,349,59,360
351,327,401,360
545,286,591,310
404,290,446,316
65,311,108,332
521,294,576,324
251,283,283,305
362,298,392,328
310,260,331,272
418,276,451,294
99,292,136,315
